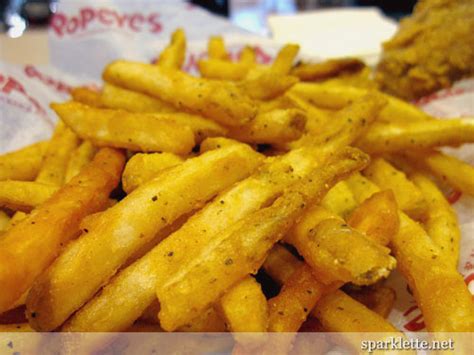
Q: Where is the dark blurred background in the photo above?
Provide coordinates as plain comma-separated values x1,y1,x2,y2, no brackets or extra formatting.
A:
0,0,416,37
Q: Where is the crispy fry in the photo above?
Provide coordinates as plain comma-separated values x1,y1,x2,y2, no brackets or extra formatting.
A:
239,46,256,64
228,109,306,144
363,158,427,219
348,174,474,332
411,172,461,268
291,58,365,81
357,118,474,154
320,181,358,219
198,59,252,80
272,44,300,75
0,181,59,212
348,190,399,246
156,28,186,69
36,122,80,186
208,36,229,60
6,211,27,230
0,210,10,233
0,148,124,313
30,143,262,331
199,137,241,153
122,153,184,194
103,60,257,127
407,150,474,196
0,141,48,181
218,276,268,332
65,141,97,183
345,285,396,318
101,83,177,113
70,87,103,107
240,70,299,101
263,244,302,286
285,204,396,286
157,147,369,331
52,101,195,154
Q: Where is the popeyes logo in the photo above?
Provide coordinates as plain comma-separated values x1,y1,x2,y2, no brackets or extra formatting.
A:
50,7,163,37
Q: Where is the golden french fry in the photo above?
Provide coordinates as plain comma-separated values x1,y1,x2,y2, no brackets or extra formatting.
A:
0,210,10,233
228,109,306,144
407,150,474,196
0,148,125,313
240,70,299,101
411,172,461,268
363,158,427,219
272,44,299,75
179,306,227,332
70,87,103,107
199,137,241,153
208,36,229,60
322,66,377,89
157,147,369,331
101,83,177,113
198,59,252,80
29,143,262,331
156,28,186,69
0,142,48,181
348,174,474,332
357,118,474,154
291,57,365,81
65,141,97,183
263,244,302,286
348,190,399,246
52,101,195,155
6,211,27,230
218,276,268,332
345,285,396,319
36,122,80,186
0,323,34,332
320,181,358,219
122,152,184,194
0,181,59,212
239,46,256,64
103,60,257,127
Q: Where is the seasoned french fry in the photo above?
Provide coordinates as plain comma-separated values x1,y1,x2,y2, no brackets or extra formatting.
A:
208,36,229,60
52,101,195,154
348,174,474,332
0,210,10,232
348,190,399,246
156,28,186,69
0,323,34,332
0,181,59,212
320,181,358,219
271,44,299,75
0,141,48,181
65,141,97,183
36,122,80,186
101,83,177,113
179,306,226,332
103,60,257,127
6,211,27,229
407,150,474,196
291,57,365,81
70,87,103,107
263,244,302,286
345,285,396,318
218,276,268,332
122,153,184,194
199,137,241,153
239,46,256,64
228,109,306,144
411,172,461,267
363,158,427,219
357,118,474,154
240,70,299,101
157,148,369,331
0,148,125,313
198,59,252,80
29,143,262,331
285,204,396,286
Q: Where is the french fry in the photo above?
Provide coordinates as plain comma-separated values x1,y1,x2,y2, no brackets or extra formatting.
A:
0,148,125,313
411,172,461,268
345,285,396,318
357,118,474,154
218,276,268,332
348,190,399,246
65,141,97,183
271,44,300,75
322,66,377,90
199,137,241,153
36,122,80,186
363,158,427,219
320,181,358,219
52,101,195,155
63,147,357,333
29,143,262,331
0,323,34,332
228,109,306,144
103,60,257,127
348,174,474,332
407,150,474,196
263,244,302,286
285,204,396,286
101,83,177,113
291,57,365,81
179,306,227,332
208,36,229,60
239,46,256,64
155,28,186,69
122,153,184,194
157,147,369,331
0,210,9,233
0,181,59,212
6,211,27,229
70,87,103,107
198,59,252,81
240,70,299,101
0,141,48,181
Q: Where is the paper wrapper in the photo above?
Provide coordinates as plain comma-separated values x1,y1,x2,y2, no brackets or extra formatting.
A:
0,0,473,333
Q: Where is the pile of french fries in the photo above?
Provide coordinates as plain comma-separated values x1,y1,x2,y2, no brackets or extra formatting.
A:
1,28,473,351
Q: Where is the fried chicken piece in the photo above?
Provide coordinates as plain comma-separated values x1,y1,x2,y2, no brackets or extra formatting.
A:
376,0,474,100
